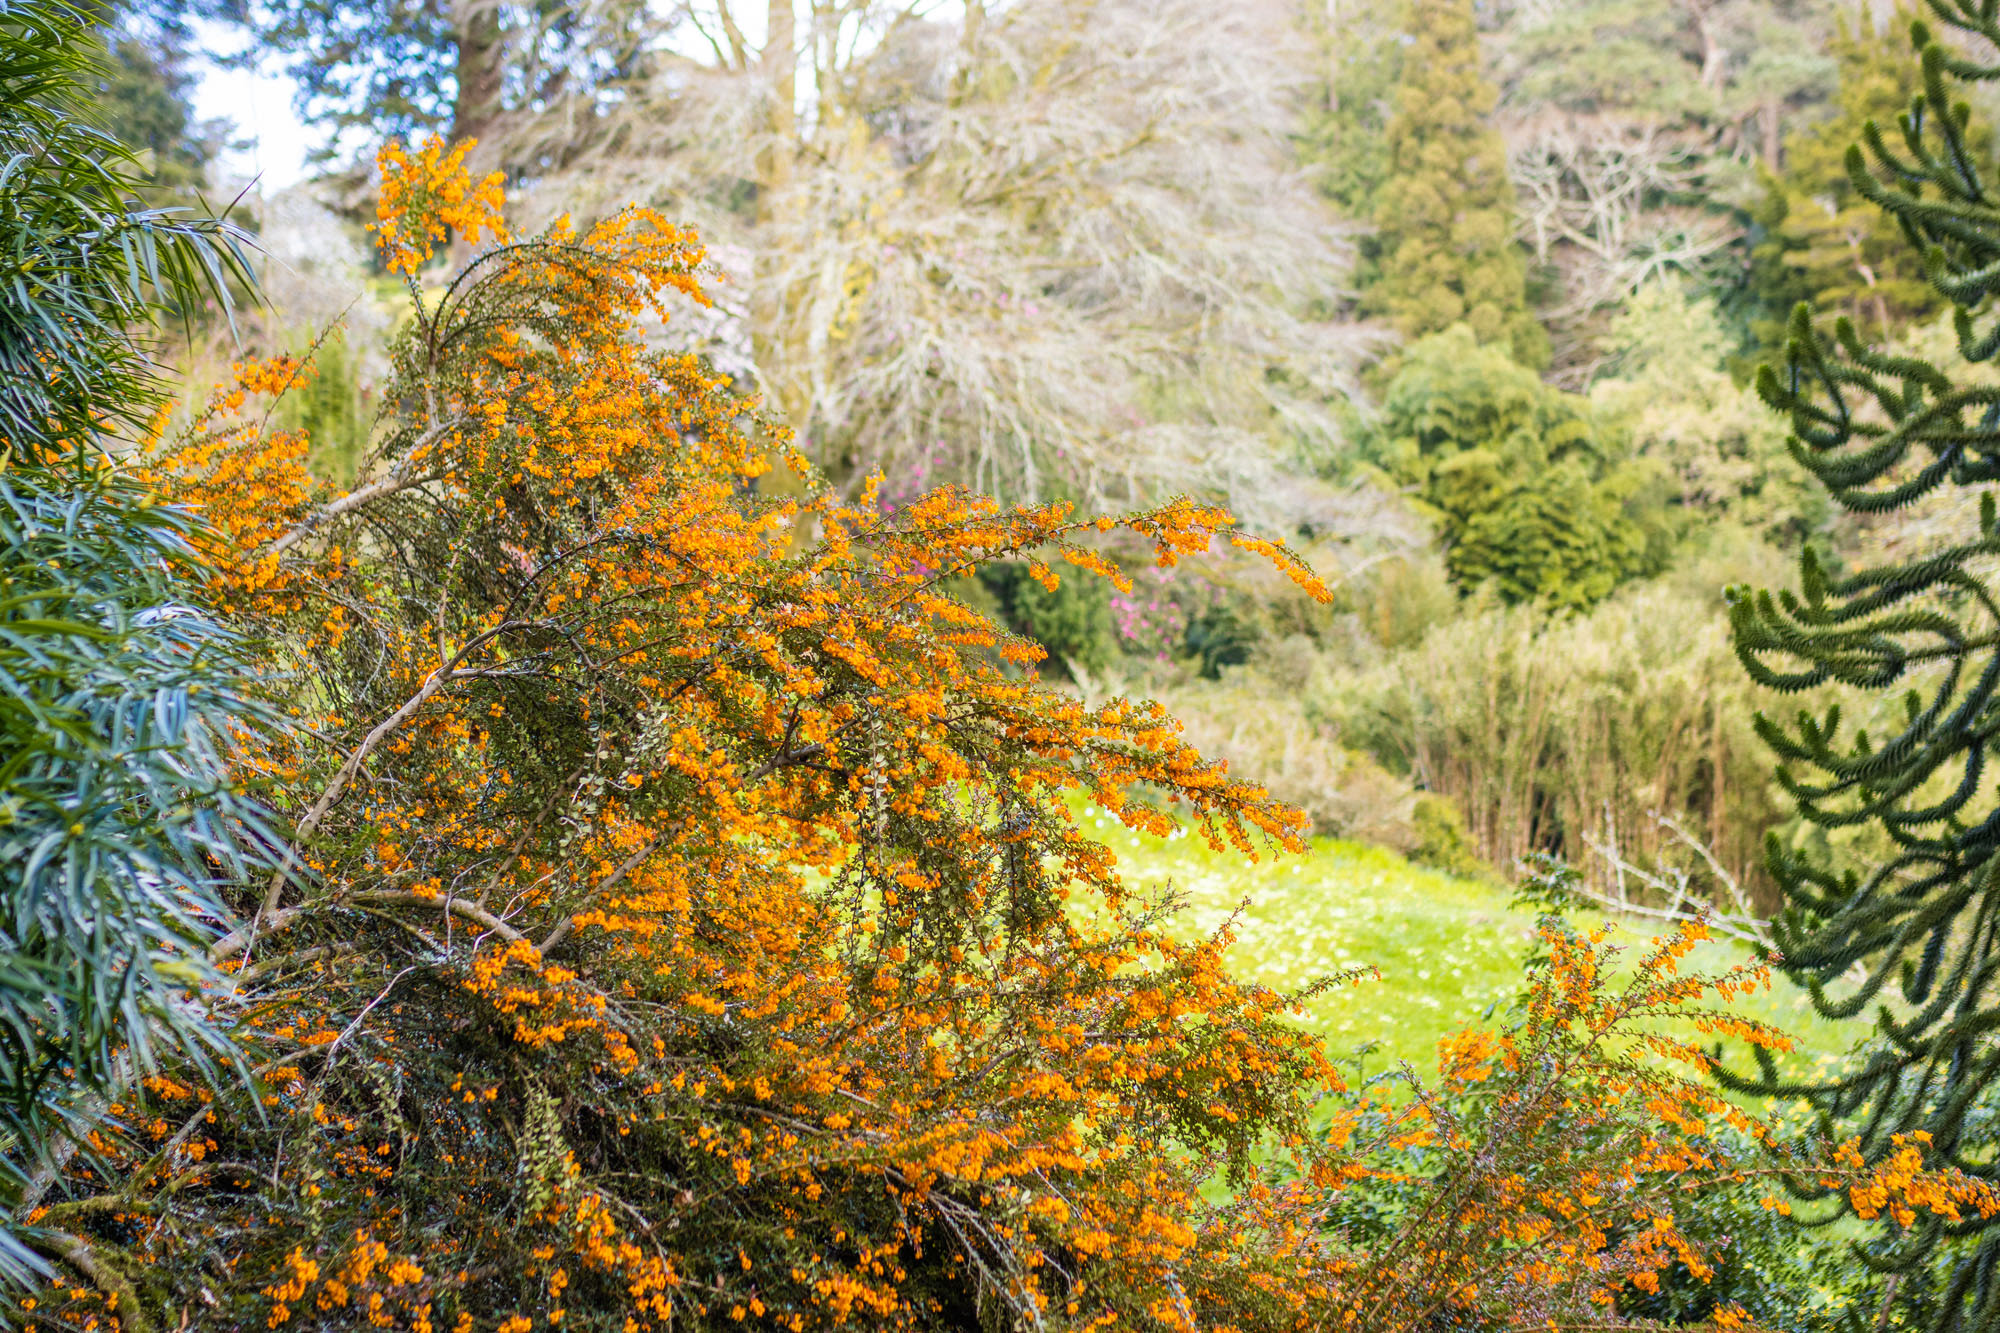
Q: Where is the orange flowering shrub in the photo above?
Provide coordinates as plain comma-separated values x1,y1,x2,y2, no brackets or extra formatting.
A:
1303,919,1799,1327
1297,912,2000,1330
21,139,1987,1333
29,138,1342,1333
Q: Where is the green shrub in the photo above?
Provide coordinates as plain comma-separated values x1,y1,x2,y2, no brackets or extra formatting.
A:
1366,325,1664,609
1183,598,1261,679
1587,280,1828,544
1409,793,1486,879
1323,538,1817,904
1345,548,1458,652
274,328,371,484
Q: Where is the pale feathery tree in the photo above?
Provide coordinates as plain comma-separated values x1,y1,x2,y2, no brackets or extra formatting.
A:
519,0,1383,532
1505,113,1742,384
1489,0,1839,377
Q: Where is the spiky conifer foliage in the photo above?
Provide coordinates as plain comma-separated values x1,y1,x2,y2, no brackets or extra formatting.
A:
1724,6,2000,1324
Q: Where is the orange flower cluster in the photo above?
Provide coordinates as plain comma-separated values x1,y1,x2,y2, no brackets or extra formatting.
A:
1832,1132,2000,1229
1279,916,1981,1330
371,136,508,276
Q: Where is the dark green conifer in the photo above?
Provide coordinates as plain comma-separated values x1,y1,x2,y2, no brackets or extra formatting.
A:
1369,0,1547,369
1726,6,2000,1324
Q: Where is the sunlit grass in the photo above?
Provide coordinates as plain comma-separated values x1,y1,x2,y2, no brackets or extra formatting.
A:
1084,808,1874,1081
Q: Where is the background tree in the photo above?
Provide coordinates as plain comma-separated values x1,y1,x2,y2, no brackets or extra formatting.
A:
190,0,657,174
1299,1,1401,295
1490,0,1839,379
540,0,1375,527
1367,0,1547,369
85,24,222,199
1588,279,1825,540
1724,7,2000,1326
198,1,1379,532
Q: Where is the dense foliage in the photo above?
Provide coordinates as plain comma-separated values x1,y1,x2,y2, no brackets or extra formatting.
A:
1365,325,1663,608
1746,4,1985,355
1487,0,1838,375
44,0,2000,1327
51,138,1354,1331
187,0,654,165
0,0,270,1294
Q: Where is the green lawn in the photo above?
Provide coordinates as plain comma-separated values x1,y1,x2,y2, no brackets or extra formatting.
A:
1082,811,1873,1083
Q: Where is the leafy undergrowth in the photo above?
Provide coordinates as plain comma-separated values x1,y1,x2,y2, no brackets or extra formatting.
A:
1086,809,1871,1080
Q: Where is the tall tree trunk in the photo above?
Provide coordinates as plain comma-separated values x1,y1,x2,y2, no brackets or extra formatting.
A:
1682,0,1726,91
757,0,797,194
751,2,815,522
441,2,506,270
954,0,987,104
450,0,505,148
751,0,797,410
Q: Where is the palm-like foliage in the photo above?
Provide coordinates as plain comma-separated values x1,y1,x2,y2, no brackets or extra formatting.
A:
0,3,252,458
0,0,274,1290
